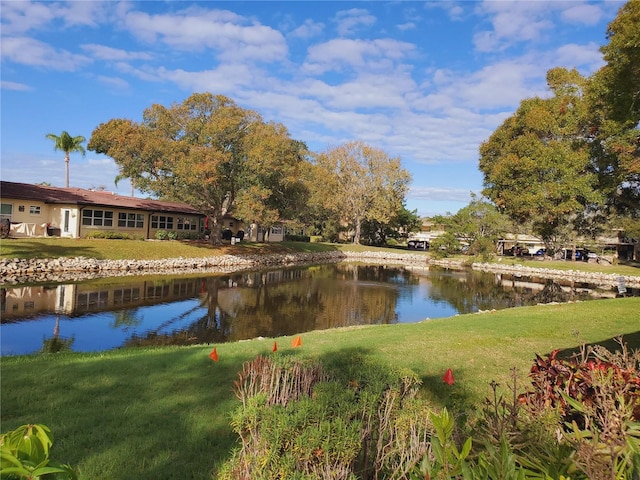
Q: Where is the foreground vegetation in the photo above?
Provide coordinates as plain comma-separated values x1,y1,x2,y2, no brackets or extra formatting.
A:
2,298,639,479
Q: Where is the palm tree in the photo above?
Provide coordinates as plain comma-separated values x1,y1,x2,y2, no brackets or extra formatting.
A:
45,131,86,188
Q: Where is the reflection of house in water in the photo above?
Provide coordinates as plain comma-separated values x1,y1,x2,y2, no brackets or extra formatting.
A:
1,278,204,320
0,270,311,322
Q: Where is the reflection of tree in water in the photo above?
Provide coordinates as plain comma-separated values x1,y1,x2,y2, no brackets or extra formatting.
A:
531,280,591,304
122,264,408,347
427,268,518,314
427,268,594,314
111,309,143,330
41,315,74,353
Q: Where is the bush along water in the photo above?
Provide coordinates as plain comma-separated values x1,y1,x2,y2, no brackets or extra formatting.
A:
219,338,640,479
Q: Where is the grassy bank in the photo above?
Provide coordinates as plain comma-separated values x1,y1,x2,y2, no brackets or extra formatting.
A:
2,298,639,479
2,237,639,278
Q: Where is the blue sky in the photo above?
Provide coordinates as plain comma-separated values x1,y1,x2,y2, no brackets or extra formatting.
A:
0,1,624,217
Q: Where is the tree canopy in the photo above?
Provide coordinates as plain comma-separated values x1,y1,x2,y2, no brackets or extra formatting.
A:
88,93,308,243
310,141,411,244
588,0,640,214
479,67,603,249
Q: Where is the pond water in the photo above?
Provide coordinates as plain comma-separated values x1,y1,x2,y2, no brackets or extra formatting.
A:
1,263,635,356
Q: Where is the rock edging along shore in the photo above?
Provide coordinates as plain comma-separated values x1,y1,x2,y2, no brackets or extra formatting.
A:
1,251,639,288
0,251,427,285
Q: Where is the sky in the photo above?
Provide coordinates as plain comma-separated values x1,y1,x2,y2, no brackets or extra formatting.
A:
0,0,625,217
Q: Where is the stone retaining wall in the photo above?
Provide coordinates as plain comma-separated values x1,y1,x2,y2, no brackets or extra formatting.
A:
1,252,639,288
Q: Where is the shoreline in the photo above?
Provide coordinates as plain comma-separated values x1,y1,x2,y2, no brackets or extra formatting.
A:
2,250,640,287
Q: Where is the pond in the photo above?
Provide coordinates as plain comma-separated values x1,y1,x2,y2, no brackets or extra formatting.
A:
1,263,635,356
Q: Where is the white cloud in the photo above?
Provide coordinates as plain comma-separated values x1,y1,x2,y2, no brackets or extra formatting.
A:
562,3,603,25
1,81,31,91
81,44,152,61
119,6,288,62
333,8,376,36
474,1,555,52
0,37,91,71
96,75,130,91
303,38,416,74
396,22,416,31
0,1,59,34
554,42,605,71
409,186,474,203
290,19,324,39
0,0,104,34
54,1,104,28
151,64,260,94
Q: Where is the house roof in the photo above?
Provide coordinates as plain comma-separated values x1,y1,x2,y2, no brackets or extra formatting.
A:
0,181,203,215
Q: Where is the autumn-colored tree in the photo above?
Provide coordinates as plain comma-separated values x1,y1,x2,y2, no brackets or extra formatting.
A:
479,68,603,253
310,141,411,244
45,131,86,188
88,93,308,244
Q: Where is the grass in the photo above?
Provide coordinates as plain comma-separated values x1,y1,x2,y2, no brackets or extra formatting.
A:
1,238,638,278
2,297,639,479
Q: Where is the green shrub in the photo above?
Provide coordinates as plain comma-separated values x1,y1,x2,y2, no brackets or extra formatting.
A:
386,238,398,247
85,231,133,240
167,231,177,240
220,341,640,479
285,234,311,242
0,424,77,479
429,232,461,259
220,354,426,479
155,230,168,240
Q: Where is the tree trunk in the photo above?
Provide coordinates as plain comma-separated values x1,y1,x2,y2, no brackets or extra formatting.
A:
64,154,70,188
353,217,361,244
208,216,223,245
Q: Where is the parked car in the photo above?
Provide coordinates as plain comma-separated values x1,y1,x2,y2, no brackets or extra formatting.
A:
534,248,546,256
506,245,529,256
561,249,589,261
407,240,429,250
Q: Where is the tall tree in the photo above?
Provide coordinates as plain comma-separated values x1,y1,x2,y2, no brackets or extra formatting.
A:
311,141,411,244
88,93,307,244
587,0,639,258
479,67,603,252
45,131,86,188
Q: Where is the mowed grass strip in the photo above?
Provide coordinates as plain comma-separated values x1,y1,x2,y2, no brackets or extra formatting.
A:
2,298,638,480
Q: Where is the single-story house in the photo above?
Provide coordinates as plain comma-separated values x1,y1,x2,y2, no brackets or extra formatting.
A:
1,181,289,242
1,180,205,240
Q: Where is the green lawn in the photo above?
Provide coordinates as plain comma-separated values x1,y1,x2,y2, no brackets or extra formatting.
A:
2,298,639,479
0,238,413,261
2,237,638,278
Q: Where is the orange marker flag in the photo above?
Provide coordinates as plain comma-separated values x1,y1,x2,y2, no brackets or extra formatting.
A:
272,341,278,352
209,348,219,362
291,336,302,348
443,368,454,385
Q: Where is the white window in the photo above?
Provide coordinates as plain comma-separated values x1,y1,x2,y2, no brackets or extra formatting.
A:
118,212,144,228
177,217,197,231
270,225,283,235
151,215,174,229
82,209,114,227
29,206,41,215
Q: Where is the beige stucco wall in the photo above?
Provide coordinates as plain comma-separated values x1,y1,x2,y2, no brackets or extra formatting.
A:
3,199,51,237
